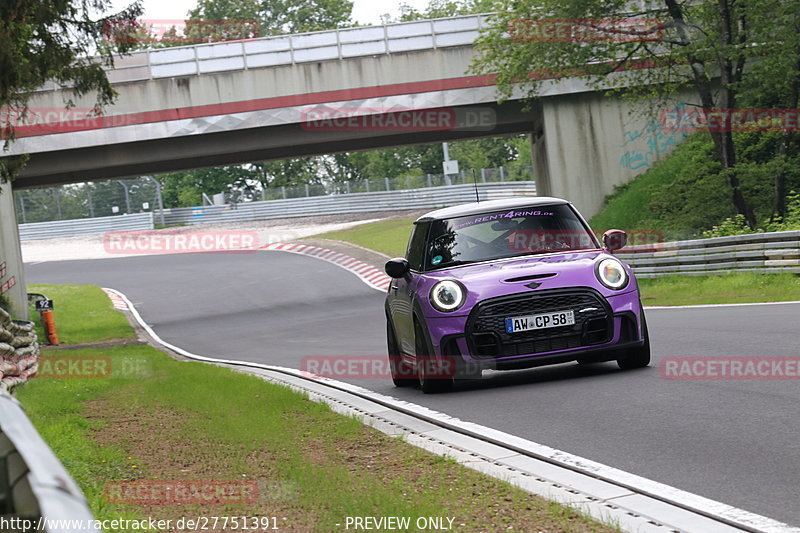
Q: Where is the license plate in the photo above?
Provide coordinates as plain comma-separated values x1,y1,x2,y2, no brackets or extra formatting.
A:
505,310,575,333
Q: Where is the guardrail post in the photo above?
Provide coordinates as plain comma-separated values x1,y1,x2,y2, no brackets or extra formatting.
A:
481,168,487,182
406,176,411,190
499,166,505,181
282,186,287,199
385,177,390,191
345,181,351,194
365,180,370,193
427,174,432,188
305,184,310,197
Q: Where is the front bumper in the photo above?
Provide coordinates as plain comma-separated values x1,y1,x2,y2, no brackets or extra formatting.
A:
424,288,643,377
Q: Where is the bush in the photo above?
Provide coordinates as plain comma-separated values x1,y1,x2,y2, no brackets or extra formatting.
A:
703,191,800,237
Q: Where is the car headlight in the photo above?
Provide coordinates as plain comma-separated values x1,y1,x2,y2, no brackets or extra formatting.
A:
430,280,466,312
596,258,629,290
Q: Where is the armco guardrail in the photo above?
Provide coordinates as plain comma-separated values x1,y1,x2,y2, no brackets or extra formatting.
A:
36,14,489,89
19,212,154,241
0,390,98,533
617,231,800,277
162,182,537,226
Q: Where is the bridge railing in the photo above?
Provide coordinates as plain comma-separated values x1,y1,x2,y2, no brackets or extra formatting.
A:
36,14,490,90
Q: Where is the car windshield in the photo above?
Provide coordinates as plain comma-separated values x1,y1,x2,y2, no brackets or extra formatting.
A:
423,204,598,271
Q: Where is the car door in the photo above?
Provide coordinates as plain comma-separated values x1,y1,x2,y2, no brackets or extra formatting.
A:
389,222,428,356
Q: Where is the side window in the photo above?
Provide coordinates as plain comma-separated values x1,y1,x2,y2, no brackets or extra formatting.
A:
406,222,427,272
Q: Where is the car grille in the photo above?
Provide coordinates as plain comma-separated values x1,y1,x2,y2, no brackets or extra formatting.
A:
466,288,612,358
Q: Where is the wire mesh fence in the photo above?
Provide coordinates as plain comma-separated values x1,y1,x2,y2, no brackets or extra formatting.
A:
14,177,162,225
14,165,533,224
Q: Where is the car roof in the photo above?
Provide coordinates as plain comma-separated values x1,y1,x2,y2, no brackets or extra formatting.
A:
415,197,571,223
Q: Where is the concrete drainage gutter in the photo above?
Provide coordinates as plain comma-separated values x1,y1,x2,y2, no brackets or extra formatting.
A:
105,287,799,533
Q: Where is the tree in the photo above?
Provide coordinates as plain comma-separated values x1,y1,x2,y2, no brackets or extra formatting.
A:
1,0,144,181
470,0,800,227
188,0,354,37
736,0,800,220
394,0,495,22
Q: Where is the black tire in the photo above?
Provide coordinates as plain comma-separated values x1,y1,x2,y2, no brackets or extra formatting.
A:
387,321,415,387
415,322,453,394
617,312,651,370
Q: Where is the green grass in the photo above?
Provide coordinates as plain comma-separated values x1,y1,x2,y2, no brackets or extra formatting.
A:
313,218,800,306
16,284,618,533
638,272,800,306
588,132,800,238
27,284,134,344
315,216,415,257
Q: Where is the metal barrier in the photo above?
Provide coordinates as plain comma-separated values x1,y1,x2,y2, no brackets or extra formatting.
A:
161,182,537,226
0,391,98,532
617,231,800,277
36,14,489,90
18,213,154,241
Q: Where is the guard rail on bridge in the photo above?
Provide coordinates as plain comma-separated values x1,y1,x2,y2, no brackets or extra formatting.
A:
36,14,489,89
0,391,98,533
617,231,800,277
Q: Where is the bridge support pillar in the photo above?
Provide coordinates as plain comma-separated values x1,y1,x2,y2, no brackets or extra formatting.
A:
0,182,28,319
532,91,686,220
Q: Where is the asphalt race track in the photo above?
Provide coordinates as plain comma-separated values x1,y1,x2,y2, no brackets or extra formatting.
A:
27,252,800,526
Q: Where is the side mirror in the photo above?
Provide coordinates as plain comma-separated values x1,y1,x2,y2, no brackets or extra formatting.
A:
602,229,628,251
385,258,411,279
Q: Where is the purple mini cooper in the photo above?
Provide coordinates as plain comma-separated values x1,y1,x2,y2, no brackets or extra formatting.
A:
384,197,650,393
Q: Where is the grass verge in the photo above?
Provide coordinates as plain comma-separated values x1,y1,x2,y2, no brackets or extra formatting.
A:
311,220,800,306
16,284,618,532
637,273,800,306
315,216,415,257
28,283,134,344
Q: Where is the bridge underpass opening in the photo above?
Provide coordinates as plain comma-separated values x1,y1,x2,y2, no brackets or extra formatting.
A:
1,14,688,317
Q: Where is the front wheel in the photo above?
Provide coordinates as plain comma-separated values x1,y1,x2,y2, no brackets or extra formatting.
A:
387,322,415,387
415,322,453,394
617,312,651,370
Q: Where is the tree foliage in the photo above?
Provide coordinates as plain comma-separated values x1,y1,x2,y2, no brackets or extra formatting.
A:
471,0,800,224
1,0,144,181
188,0,354,36
152,0,531,207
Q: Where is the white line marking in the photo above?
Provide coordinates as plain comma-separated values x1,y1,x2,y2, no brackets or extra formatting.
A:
645,300,800,310
104,286,800,533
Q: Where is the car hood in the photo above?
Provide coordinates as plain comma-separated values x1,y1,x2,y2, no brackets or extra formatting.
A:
419,250,636,311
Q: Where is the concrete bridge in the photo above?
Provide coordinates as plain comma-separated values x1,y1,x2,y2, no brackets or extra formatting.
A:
0,14,685,315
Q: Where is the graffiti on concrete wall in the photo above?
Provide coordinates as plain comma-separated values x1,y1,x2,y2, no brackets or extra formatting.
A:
619,103,688,171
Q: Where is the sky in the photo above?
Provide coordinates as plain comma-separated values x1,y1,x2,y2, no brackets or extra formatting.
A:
110,0,431,26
